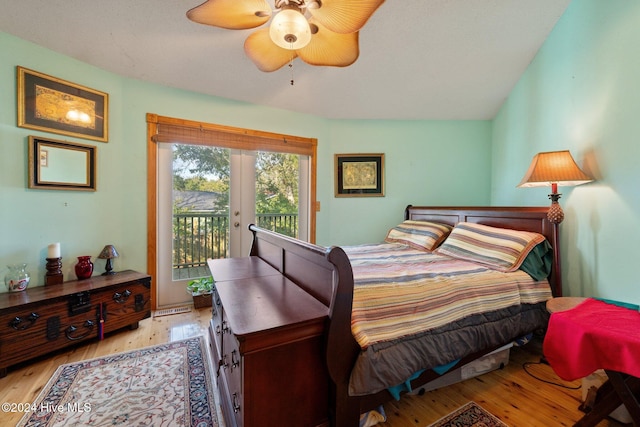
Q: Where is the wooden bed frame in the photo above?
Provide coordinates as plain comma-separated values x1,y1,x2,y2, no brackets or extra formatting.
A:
248,206,561,427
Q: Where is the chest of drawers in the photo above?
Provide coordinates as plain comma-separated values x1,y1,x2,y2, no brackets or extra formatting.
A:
0,270,151,376
207,257,329,427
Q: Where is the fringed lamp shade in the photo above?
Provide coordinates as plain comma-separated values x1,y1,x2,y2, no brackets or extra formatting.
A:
517,150,593,224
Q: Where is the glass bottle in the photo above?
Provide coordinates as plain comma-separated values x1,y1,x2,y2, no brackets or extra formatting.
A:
5,263,30,292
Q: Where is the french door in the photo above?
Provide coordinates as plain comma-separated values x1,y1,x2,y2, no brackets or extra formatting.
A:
156,144,309,308
147,114,318,309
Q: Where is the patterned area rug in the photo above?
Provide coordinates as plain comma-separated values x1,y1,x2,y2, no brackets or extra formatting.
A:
427,402,509,427
18,336,217,426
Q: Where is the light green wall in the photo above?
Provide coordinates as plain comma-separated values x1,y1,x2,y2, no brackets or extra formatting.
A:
0,32,491,289
326,119,491,245
492,1,640,304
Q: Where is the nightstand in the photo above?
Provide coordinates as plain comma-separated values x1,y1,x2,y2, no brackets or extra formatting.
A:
546,296,587,313
543,298,640,426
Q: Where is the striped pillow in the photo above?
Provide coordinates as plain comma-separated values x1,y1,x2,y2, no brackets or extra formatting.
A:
435,222,546,272
384,220,453,251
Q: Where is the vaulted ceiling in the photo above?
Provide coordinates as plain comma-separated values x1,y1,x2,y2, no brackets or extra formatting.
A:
0,0,571,120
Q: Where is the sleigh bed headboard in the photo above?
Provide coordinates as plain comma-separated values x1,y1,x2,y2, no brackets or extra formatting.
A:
404,205,561,297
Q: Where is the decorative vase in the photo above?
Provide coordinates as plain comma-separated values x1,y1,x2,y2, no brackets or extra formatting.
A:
5,263,30,292
75,256,94,280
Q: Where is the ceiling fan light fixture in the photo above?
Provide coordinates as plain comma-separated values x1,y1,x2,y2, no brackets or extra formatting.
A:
269,8,312,50
186,0,386,71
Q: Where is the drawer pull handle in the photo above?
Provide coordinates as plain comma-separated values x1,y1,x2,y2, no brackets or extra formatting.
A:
9,312,40,330
134,294,147,312
221,354,228,370
231,350,240,370
215,325,221,336
232,392,241,413
113,290,132,304
215,358,224,377
65,320,95,340
221,321,229,334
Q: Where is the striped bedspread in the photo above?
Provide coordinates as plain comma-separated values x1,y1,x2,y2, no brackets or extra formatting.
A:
345,243,552,349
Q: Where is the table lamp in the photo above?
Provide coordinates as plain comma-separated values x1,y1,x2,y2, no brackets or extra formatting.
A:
98,244,119,275
517,150,593,224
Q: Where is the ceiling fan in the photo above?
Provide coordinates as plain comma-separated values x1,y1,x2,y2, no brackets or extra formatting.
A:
186,0,386,72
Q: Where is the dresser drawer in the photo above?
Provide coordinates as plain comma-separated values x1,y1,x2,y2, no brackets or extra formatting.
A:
101,281,150,332
217,371,240,427
219,365,243,427
208,320,221,377
221,324,243,426
210,287,223,360
224,328,242,396
0,299,97,368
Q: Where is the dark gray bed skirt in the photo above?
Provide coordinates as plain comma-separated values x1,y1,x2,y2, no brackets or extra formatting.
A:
348,302,549,396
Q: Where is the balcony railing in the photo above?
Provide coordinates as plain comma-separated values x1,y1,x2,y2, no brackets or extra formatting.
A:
172,212,298,279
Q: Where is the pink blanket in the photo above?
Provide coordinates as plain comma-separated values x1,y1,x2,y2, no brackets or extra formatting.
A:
543,298,640,381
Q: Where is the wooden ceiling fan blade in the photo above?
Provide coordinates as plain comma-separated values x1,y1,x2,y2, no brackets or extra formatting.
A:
186,0,271,30
307,0,385,34
244,28,296,72
297,21,359,67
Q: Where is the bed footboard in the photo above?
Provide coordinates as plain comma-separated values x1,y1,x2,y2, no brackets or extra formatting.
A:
248,224,362,426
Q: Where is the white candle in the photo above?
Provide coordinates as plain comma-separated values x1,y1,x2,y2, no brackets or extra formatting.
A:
48,243,61,258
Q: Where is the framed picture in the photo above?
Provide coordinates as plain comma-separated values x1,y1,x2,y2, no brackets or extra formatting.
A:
28,135,97,191
334,153,385,197
17,66,109,142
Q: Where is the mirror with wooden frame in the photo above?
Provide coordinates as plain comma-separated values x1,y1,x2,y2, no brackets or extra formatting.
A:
28,136,97,191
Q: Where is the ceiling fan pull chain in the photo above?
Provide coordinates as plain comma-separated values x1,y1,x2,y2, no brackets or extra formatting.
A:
289,53,295,85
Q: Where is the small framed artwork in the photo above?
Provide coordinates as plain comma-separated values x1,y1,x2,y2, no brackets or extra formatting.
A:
17,66,109,142
334,153,385,197
28,135,97,191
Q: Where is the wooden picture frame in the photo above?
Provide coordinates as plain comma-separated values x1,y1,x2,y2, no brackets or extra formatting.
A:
334,153,385,197
28,136,97,191
17,66,109,142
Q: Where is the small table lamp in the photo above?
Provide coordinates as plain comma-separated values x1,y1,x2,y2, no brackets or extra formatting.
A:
98,245,119,275
517,150,593,224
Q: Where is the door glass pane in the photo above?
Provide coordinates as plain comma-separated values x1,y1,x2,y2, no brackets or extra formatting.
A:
255,151,299,238
172,144,230,280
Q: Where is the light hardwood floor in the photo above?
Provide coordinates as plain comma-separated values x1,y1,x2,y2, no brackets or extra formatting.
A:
0,308,624,427
379,337,625,427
